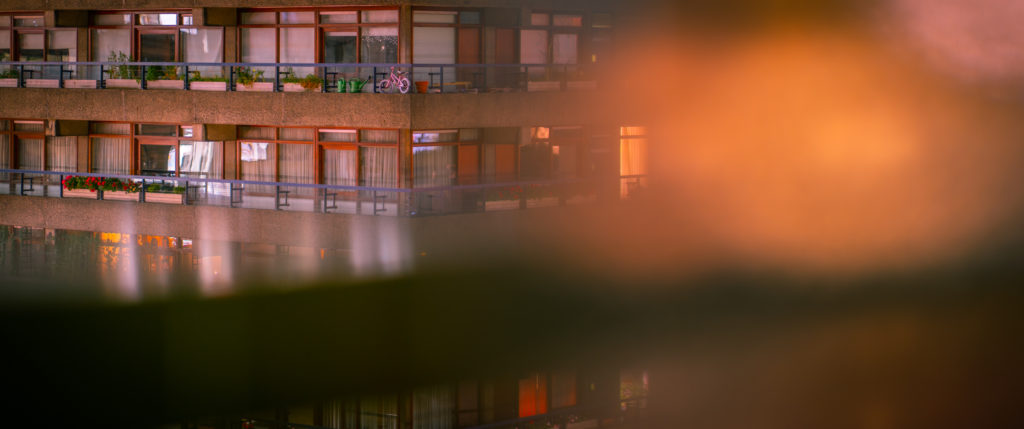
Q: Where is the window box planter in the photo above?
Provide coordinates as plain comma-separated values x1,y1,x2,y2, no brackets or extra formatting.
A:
25,79,59,88
106,79,140,89
567,80,598,90
190,81,227,91
63,188,101,199
147,79,184,90
63,188,134,201
484,200,519,211
0,78,18,87
236,82,274,92
283,82,321,92
145,191,184,204
527,81,561,92
65,79,97,89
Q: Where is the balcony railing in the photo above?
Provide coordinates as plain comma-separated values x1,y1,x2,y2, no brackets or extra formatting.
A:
1,169,641,217
0,61,601,94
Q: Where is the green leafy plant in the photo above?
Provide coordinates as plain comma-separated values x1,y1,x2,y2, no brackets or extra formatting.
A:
236,67,264,87
190,71,227,82
282,71,323,91
144,183,186,194
106,51,137,80
146,65,179,81
0,68,17,79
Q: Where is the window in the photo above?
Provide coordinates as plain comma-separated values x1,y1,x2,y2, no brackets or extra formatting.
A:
412,9,481,86
521,11,584,79
89,122,131,175
413,129,480,186
518,373,548,418
620,126,648,198
89,11,223,79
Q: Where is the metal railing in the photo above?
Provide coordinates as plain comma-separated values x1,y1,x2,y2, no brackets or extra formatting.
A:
1,169,639,217
0,61,601,94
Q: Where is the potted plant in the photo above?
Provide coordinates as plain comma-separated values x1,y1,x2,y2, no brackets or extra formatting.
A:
62,175,141,200
105,51,140,89
415,81,429,93
189,71,228,91
145,65,183,89
143,182,185,204
282,72,323,92
0,66,18,87
235,67,272,92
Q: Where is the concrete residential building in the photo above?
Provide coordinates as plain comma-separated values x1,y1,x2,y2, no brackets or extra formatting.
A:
0,1,649,428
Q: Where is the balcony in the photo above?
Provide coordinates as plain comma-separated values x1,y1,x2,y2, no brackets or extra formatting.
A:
0,61,623,128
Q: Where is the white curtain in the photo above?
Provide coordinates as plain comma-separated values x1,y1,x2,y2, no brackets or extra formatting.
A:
520,29,548,67
620,138,648,176
413,385,454,429
359,147,397,188
18,138,42,171
179,141,222,178
180,28,224,78
240,28,276,78
240,142,276,194
323,149,357,186
46,136,77,172
280,27,315,77
552,34,578,65
91,137,130,174
413,27,455,84
413,145,455,187
278,143,314,196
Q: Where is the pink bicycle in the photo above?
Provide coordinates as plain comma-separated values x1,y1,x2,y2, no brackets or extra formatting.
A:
378,66,411,94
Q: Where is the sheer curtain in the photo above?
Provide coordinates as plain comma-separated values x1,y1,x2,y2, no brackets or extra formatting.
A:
359,147,397,188
280,28,315,77
18,138,43,170
413,385,454,429
278,143,313,196
413,27,455,84
90,29,131,79
179,141,222,178
90,137,130,174
240,142,276,194
323,149,357,186
360,396,397,429
240,28,276,78
413,146,455,187
46,136,78,172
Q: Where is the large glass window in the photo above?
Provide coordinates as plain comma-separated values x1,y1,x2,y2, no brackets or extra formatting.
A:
360,27,398,63
279,27,315,77
180,28,224,77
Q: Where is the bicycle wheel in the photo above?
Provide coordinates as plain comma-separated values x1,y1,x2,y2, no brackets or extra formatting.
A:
379,79,391,93
397,77,410,94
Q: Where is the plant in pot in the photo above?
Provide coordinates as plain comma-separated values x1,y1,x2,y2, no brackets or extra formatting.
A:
105,51,140,88
236,67,270,91
145,65,183,89
415,80,429,93
0,66,17,87
282,71,323,92
189,71,228,91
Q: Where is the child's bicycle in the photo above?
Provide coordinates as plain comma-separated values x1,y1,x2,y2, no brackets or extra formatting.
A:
378,66,410,94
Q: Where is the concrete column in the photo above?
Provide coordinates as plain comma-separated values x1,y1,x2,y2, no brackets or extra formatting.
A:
77,136,89,173
399,5,413,64
397,128,413,214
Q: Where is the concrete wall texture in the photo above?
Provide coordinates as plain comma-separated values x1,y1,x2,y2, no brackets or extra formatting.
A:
0,88,631,129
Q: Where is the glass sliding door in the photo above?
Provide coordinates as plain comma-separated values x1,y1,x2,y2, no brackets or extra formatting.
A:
139,141,176,176
323,30,358,82
179,141,222,179
45,136,78,172
180,28,223,78
138,30,176,62
360,27,398,64
239,141,276,194
279,27,315,78
239,28,275,78
46,30,77,78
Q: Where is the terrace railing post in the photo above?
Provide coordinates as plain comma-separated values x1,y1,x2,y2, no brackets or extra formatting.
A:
183,180,189,205
274,66,281,92
440,66,444,93
373,67,378,93
97,188,103,200
17,64,24,88
58,64,65,88
99,64,106,88
321,66,328,93
58,175,63,198
183,65,190,90
140,65,147,89
229,65,235,91
140,179,145,202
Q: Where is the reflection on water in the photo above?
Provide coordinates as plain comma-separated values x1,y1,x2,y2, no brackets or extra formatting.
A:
0,224,407,301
